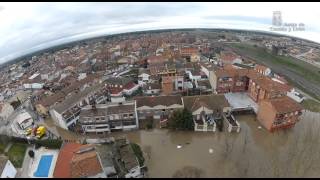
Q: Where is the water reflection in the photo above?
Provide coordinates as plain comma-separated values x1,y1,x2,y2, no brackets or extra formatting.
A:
108,112,320,177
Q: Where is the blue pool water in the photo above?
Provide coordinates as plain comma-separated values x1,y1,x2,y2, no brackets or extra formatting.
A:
33,155,53,177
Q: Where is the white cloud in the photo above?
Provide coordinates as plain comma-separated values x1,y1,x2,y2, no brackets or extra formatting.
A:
0,2,319,64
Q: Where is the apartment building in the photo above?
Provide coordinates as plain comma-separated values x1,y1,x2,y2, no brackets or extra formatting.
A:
79,101,138,134
247,71,292,102
257,96,303,132
49,83,108,130
219,51,242,64
203,64,250,94
216,67,249,93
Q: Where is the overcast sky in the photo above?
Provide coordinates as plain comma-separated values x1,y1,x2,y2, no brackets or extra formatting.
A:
0,2,320,64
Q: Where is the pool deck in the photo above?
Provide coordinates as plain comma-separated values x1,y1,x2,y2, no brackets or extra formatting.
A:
28,147,59,178
224,92,259,113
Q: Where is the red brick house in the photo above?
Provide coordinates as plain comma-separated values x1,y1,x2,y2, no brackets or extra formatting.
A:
161,76,173,95
213,66,250,94
247,71,291,102
219,51,241,64
257,96,303,132
180,47,198,57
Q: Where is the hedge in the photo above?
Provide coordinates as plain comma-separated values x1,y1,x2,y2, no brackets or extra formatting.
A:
130,143,145,167
34,139,63,149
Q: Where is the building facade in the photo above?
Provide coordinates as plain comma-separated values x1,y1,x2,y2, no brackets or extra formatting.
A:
79,101,138,134
257,96,303,132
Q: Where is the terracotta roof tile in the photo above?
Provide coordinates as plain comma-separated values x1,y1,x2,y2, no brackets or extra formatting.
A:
53,143,103,178
266,96,303,114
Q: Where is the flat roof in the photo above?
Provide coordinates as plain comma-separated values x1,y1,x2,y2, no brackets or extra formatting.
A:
15,112,33,124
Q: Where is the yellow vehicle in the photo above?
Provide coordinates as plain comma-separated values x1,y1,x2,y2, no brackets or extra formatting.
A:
36,126,46,139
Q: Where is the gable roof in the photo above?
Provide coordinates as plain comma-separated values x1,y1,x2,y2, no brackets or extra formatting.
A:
248,71,292,93
53,143,103,178
183,95,230,112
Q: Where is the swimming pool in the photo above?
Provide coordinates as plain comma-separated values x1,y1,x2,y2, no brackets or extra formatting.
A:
33,155,53,177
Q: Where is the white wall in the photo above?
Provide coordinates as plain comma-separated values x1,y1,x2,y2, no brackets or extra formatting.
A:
49,109,68,130
1,160,17,178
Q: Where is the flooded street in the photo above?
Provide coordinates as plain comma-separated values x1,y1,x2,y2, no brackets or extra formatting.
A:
104,111,320,177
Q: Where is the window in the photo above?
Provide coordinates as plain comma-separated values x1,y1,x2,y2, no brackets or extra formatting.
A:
273,120,283,125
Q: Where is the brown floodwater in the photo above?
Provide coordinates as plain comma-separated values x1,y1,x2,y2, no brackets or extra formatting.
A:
107,111,320,178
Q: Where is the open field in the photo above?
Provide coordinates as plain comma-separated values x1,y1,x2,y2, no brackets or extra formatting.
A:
228,43,320,101
7,143,27,168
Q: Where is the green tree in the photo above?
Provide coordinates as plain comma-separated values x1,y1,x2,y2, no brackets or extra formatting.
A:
168,108,194,130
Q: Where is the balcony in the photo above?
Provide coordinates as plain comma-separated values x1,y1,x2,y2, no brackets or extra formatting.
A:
223,113,240,133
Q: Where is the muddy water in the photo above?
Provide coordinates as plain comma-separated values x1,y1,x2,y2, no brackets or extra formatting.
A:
109,111,320,178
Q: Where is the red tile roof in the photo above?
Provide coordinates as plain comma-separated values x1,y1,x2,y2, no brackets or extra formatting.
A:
248,71,292,93
266,96,303,114
220,51,239,63
53,143,103,178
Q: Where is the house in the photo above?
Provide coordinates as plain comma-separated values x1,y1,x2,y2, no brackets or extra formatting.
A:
199,61,220,91
114,138,142,178
138,69,151,85
0,155,17,178
247,71,291,102
104,77,140,102
0,103,14,123
205,65,250,94
183,95,231,132
49,82,107,130
196,80,212,94
185,69,202,82
94,144,117,178
134,95,184,120
190,53,200,62
23,83,44,90
143,83,161,95
257,96,303,132
53,143,105,178
149,62,176,77
219,51,242,65
147,55,166,65
180,47,198,58
79,101,138,134
214,67,250,93
174,74,184,91
15,111,33,130
161,76,173,95
37,74,104,115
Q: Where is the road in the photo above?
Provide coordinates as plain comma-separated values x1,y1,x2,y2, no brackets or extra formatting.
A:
0,97,60,139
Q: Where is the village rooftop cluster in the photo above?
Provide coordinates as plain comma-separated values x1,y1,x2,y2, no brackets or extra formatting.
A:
0,29,314,178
